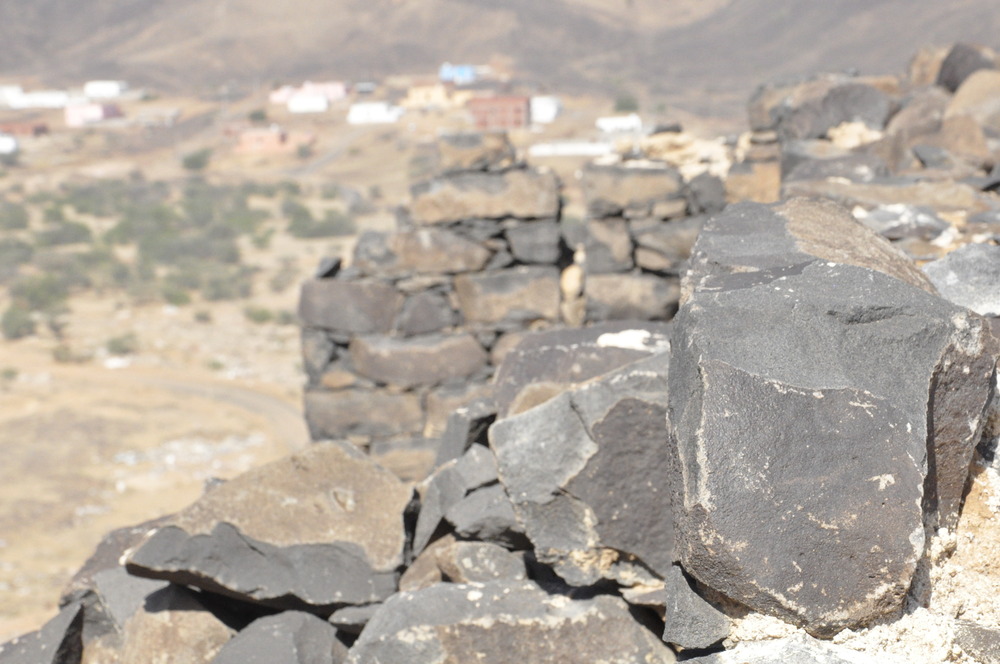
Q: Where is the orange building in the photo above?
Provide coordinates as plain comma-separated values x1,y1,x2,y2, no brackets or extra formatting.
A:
467,96,530,130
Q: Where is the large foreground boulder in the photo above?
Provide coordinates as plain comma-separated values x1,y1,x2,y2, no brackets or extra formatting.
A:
346,581,676,663
668,198,997,636
126,441,413,614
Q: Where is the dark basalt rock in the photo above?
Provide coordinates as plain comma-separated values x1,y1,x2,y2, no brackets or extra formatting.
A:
298,279,403,334
351,228,491,277
212,611,348,664
491,353,674,587
395,290,456,337
349,333,487,390
585,273,680,322
492,321,672,418
400,535,528,592
345,581,677,663
923,242,1000,317
0,603,84,664
661,565,731,650
412,444,505,555
937,43,997,93
410,169,561,225
304,389,423,441
581,162,686,219
505,219,563,264
668,198,997,636
453,266,561,326
126,441,413,614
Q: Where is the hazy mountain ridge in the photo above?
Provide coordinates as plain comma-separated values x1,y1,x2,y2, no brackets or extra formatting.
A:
0,0,998,118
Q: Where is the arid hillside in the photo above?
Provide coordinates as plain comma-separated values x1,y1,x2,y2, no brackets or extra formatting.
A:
2,0,999,117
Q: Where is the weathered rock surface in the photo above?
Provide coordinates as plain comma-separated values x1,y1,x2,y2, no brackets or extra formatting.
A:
116,585,234,664
436,131,517,173
923,242,1000,316
586,272,680,322
399,535,527,592
394,289,456,336
126,441,413,613
346,582,677,663
581,162,686,219
491,353,674,586
299,279,403,334
211,611,348,664
412,444,504,555
444,483,524,547
632,216,703,274
433,397,496,466
660,565,731,650
669,198,997,636
304,389,423,440
953,619,1000,664
352,228,492,277
492,321,672,418
0,603,83,664
504,219,562,264
349,333,487,389
453,266,561,326
936,42,997,93
686,633,880,663
585,218,634,273
410,169,561,224
854,204,950,241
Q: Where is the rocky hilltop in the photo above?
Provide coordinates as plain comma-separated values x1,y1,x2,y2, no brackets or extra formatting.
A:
2,43,1000,663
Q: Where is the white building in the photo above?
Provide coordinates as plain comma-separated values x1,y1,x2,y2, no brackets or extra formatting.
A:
530,96,561,124
84,80,128,99
347,102,403,125
0,133,18,156
596,113,643,134
287,93,330,114
6,89,72,109
0,86,23,107
64,103,123,127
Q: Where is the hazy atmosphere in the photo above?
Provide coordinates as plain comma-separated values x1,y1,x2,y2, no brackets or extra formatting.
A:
1,1,999,662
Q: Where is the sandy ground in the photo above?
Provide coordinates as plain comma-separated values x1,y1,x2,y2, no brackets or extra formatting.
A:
0,290,316,642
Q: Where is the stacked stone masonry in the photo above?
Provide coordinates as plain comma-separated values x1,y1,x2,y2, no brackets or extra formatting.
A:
298,132,720,458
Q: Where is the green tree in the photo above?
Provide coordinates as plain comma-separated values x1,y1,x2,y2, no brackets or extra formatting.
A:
181,148,212,172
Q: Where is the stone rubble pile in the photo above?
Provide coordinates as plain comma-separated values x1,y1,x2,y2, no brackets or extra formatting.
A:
3,43,1000,664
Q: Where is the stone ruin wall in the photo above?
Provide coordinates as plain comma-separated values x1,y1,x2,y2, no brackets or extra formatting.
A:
297,133,727,466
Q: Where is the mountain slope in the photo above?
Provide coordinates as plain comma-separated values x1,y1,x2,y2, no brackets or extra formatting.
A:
0,0,998,118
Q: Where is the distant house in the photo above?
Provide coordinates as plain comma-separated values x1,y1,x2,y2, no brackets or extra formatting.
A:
530,96,561,124
400,82,453,111
596,113,643,134
467,96,530,131
235,125,315,154
64,103,124,127
0,133,18,156
84,80,128,99
347,102,404,125
0,122,49,137
287,93,330,114
270,81,347,110
439,63,478,86
7,89,72,110
0,86,23,107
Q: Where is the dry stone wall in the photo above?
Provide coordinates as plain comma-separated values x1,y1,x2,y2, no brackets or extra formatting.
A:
297,133,712,467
